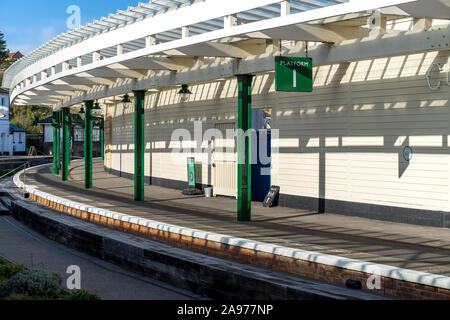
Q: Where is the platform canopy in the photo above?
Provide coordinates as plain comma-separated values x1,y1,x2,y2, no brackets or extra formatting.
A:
3,0,450,108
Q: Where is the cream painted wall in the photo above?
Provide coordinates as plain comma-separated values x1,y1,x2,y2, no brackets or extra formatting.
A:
106,48,450,212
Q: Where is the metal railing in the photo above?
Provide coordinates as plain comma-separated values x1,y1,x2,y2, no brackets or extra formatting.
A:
0,161,31,180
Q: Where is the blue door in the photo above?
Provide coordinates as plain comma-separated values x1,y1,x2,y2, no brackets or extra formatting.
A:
252,131,271,202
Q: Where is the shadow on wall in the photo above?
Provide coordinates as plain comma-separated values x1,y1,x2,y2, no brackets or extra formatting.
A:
105,49,450,216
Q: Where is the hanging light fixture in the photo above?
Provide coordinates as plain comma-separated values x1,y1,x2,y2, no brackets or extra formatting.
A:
92,101,103,116
178,84,192,95
121,94,132,104
79,106,85,121
70,113,84,126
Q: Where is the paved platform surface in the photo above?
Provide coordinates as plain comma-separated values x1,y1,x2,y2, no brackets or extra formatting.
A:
0,215,203,300
22,159,450,277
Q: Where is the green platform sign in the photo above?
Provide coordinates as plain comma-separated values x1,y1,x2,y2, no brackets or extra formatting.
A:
187,157,196,187
275,56,313,92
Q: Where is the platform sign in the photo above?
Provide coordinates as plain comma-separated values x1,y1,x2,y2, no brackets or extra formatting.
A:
275,56,313,92
187,157,196,187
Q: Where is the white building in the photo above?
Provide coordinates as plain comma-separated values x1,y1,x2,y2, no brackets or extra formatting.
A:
38,116,53,145
0,87,13,156
38,116,101,156
9,124,26,155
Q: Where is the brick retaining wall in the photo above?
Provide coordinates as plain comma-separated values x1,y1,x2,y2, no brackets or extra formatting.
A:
29,192,450,300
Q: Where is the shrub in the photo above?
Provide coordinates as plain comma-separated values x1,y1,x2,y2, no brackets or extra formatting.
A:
0,263,26,281
0,270,63,299
67,289,100,301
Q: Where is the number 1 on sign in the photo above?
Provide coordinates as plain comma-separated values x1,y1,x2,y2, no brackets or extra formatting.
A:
293,70,297,88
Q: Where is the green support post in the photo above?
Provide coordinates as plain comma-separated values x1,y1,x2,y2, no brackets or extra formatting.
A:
62,109,70,181
52,112,60,175
84,101,93,189
101,118,105,161
57,111,62,174
68,124,71,167
237,75,253,222
134,91,146,201
59,111,63,174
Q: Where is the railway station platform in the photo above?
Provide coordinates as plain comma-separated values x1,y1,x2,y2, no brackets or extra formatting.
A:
13,159,450,300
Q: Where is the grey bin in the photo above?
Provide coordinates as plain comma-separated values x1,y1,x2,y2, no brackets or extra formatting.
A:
204,187,213,198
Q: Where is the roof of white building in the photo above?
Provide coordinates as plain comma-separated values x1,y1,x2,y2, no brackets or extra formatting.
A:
10,124,26,133
37,116,52,125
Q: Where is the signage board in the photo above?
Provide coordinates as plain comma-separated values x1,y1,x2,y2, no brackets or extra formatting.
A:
187,157,196,187
275,56,313,92
263,186,280,208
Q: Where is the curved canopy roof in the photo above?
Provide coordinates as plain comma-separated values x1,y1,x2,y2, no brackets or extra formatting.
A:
4,0,346,87
3,0,450,108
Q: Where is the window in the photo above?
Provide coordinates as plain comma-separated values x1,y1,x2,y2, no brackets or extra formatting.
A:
1,97,4,106
18,133,22,143
74,127,84,141
47,126,53,143
93,128,100,142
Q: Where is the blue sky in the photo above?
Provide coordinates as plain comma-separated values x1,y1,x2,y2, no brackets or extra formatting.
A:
0,0,141,54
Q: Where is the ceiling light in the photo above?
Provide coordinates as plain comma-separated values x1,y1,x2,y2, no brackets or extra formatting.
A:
178,84,192,95
121,94,132,104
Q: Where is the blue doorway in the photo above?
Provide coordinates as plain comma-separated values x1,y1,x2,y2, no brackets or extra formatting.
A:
251,109,272,202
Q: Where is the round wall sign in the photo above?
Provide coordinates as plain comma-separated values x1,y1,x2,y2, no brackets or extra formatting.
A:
403,146,413,161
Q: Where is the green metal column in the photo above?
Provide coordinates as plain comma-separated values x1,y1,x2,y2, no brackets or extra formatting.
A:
84,101,93,189
62,109,70,181
134,91,145,201
68,126,72,167
237,75,253,222
57,111,62,174
101,118,105,161
52,112,60,175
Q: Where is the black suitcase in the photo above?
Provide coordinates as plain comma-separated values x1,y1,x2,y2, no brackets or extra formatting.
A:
263,186,280,208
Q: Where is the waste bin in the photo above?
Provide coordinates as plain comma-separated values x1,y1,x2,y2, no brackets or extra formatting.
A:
204,187,213,198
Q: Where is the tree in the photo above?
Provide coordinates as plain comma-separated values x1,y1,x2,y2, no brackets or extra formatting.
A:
10,105,52,134
0,31,9,64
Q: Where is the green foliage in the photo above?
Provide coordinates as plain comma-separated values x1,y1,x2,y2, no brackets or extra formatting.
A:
0,31,9,63
3,294,57,301
10,105,52,134
0,269,63,299
3,294,33,300
0,30,11,86
0,260,26,284
0,260,99,300
66,289,100,301
0,31,10,71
